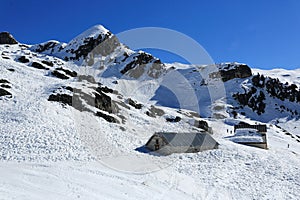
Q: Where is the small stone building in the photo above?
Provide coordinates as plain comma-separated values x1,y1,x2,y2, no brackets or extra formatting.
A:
145,132,219,155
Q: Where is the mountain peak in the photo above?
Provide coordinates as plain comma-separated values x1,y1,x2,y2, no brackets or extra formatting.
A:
69,25,111,44
0,32,18,44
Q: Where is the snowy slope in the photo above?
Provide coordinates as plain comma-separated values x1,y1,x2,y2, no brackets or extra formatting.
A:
0,25,300,200
253,68,300,87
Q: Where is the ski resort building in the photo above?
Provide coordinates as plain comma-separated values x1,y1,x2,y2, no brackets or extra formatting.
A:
145,132,219,155
230,124,268,149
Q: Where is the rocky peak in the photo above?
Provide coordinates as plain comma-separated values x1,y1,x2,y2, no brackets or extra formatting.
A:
0,32,18,44
62,25,116,61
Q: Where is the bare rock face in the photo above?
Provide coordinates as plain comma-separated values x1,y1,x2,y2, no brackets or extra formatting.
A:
0,32,18,44
121,52,165,79
219,63,252,82
210,63,252,82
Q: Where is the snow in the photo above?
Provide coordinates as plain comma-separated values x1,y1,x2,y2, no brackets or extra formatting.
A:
0,26,300,199
253,68,300,87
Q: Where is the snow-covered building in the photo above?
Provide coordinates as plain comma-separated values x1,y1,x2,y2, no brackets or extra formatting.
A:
229,125,268,149
145,132,219,155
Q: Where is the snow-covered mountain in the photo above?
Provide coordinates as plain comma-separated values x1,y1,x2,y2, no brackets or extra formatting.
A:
0,25,299,200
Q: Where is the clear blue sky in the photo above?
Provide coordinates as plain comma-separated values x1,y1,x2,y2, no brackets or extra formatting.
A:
1,0,299,69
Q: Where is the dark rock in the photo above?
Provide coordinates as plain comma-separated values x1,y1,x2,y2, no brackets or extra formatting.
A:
41,60,54,67
0,32,18,44
121,52,159,74
19,44,29,49
7,68,15,72
17,56,29,63
48,93,72,106
2,56,10,59
0,88,11,97
64,86,74,92
51,70,69,79
31,62,49,70
94,92,115,113
146,106,165,117
166,116,181,122
115,101,131,110
194,120,209,131
95,111,119,123
56,67,77,77
127,98,143,109
1,84,11,89
219,64,252,82
74,88,118,114
0,79,10,84
96,86,113,94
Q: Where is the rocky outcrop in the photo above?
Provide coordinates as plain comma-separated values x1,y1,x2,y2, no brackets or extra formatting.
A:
56,67,77,77
127,98,143,109
0,80,12,97
211,63,252,82
146,106,165,117
66,33,113,61
17,56,29,63
166,116,181,122
48,93,73,106
94,92,117,113
194,120,209,131
252,74,300,103
120,52,164,78
0,88,11,97
31,62,49,70
31,41,62,53
84,35,120,65
41,60,54,67
95,111,119,123
51,68,77,80
48,85,118,114
0,32,18,44
52,70,69,80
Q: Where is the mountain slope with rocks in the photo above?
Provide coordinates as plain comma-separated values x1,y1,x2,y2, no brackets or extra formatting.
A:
0,25,299,200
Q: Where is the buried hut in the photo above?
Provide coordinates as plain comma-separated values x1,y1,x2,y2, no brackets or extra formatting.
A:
145,132,219,155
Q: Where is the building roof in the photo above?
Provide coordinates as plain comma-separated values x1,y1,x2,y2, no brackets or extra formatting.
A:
150,132,218,147
227,128,265,143
234,124,267,133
